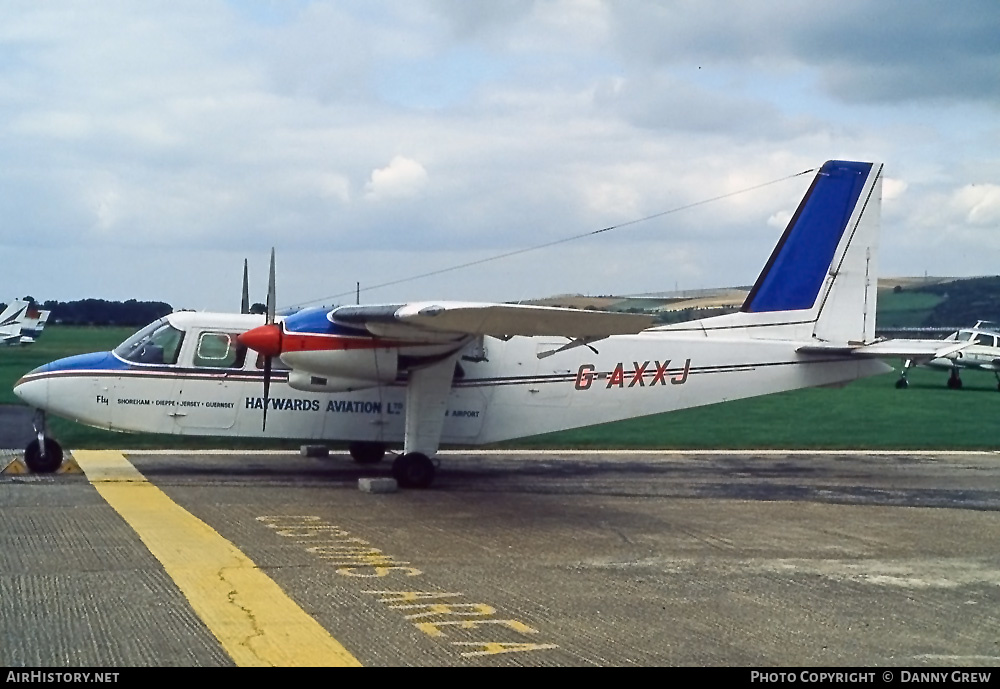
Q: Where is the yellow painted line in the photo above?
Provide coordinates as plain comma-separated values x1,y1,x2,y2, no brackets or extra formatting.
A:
72,450,362,667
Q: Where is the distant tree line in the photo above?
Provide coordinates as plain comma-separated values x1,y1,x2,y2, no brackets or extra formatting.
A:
0,298,174,326
914,276,1000,327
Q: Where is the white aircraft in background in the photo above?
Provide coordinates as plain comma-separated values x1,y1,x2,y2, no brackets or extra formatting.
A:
0,301,31,345
17,306,50,345
0,301,50,346
889,320,1000,390
18,160,913,486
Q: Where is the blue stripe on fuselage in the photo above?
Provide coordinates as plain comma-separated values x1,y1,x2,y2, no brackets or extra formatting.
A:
743,160,873,313
27,351,129,375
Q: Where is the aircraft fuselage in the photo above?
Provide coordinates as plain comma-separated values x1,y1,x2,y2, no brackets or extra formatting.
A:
14,311,889,446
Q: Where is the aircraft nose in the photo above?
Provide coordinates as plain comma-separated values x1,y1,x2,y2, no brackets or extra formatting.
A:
13,372,47,409
239,323,283,357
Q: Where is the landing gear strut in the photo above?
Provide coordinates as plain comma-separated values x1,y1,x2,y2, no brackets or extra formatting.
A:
895,359,911,389
390,349,463,489
24,410,63,473
947,369,963,389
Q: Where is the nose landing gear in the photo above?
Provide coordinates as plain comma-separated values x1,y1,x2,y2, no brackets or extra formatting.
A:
23,410,64,473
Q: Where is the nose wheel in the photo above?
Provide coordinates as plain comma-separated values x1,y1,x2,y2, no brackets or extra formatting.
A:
24,410,64,473
24,438,64,473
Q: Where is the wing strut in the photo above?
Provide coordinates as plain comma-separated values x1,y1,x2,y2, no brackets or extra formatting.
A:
537,336,603,359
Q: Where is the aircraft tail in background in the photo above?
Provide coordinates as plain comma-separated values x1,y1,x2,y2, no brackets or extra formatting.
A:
0,300,29,328
0,300,51,346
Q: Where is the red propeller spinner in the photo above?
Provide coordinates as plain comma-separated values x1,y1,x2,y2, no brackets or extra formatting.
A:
238,322,283,358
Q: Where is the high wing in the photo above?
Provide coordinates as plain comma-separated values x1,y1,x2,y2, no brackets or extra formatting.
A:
329,301,656,339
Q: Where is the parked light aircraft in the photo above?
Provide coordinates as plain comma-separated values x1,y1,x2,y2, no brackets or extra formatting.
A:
18,160,929,486
0,301,50,346
891,320,1000,390
17,306,50,345
0,301,30,345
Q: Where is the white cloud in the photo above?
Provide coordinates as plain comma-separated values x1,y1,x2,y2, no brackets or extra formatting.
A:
364,156,429,201
882,178,908,202
767,211,792,231
953,184,1000,226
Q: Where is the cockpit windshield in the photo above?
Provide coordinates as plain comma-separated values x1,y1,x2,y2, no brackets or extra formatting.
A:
113,318,184,365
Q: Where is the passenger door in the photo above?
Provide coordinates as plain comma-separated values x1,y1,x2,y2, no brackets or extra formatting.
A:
172,330,246,430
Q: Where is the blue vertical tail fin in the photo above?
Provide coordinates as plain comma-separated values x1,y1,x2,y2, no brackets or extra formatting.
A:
662,160,883,344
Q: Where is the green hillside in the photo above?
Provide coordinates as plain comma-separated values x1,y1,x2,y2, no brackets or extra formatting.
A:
877,276,1000,330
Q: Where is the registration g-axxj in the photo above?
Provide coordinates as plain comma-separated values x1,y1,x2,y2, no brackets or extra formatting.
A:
17,160,911,487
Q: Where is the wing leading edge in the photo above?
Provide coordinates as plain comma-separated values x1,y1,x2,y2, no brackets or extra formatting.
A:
330,301,656,339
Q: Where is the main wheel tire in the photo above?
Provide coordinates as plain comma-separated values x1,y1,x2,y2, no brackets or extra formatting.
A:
24,438,64,473
349,442,387,464
947,376,963,389
392,452,435,489
895,378,908,389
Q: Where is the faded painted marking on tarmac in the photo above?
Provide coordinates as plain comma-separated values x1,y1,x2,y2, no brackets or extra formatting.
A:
71,450,362,668
259,514,559,658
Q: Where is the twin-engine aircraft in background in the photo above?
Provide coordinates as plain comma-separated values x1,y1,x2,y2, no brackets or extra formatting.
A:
1,300,51,346
887,320,1000,390
19,160,927,486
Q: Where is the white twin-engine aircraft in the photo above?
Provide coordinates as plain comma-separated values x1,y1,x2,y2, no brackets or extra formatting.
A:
891,320,1000,391
18,160,906,486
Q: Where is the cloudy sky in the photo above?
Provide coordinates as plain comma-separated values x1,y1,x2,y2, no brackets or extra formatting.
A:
2,0,998,312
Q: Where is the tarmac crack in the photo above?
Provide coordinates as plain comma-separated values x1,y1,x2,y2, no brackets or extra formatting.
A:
218,565,271,666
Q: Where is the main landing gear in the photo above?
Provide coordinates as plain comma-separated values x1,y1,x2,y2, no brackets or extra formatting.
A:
947,369,963,390
388,349,464,490
346,444,434,488
895,359,912,389
24,410,64,473
391,453,436,489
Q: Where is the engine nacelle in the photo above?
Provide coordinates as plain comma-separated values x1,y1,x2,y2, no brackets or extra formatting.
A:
281,348,398,391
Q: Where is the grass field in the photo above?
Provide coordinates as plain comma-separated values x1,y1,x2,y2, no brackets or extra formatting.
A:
2,325,998,451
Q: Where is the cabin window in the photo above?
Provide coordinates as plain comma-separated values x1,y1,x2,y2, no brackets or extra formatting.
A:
973,333,996,347
193,332,246,368
114,320,184,365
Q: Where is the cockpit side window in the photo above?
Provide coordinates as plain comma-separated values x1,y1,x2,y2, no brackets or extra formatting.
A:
114,320,184,365
955,331,973,342
973,333,996,347
193,332,247,369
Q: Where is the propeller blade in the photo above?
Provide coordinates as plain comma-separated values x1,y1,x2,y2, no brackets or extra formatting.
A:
262,248,276,430
241,260,251,314
262,355,271,431
241,259,250,314
266,248,276,325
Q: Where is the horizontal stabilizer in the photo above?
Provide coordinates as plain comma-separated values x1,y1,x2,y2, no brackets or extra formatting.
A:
799,339,975,361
